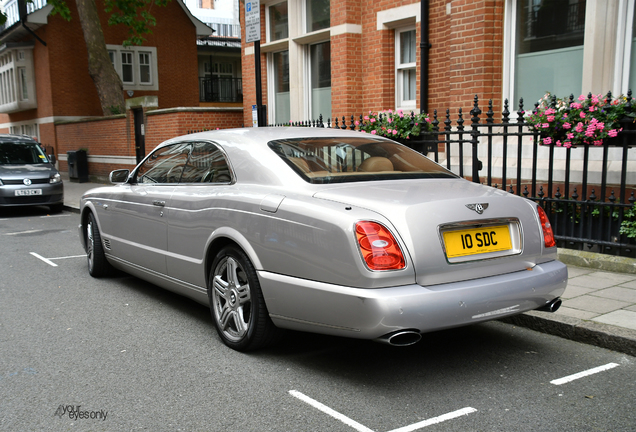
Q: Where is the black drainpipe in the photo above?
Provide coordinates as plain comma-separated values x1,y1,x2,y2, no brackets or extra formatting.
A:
420,0,430,113
18,0,47,46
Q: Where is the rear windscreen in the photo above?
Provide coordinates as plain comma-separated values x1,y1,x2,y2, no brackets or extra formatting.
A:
268,137,456,184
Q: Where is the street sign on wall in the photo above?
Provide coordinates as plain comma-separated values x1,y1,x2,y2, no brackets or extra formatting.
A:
245,0,261,43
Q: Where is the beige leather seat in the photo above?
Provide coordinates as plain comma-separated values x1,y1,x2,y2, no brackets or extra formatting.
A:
358,157,394,172
289,157,311,173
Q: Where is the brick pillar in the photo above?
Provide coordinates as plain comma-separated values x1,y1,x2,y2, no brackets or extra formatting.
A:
448,0,504,115
330,0,364,119
361,25,395,114
331,32,364,120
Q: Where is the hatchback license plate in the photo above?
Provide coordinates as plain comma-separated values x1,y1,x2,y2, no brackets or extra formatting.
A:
15,189,42,196
443,225,512,258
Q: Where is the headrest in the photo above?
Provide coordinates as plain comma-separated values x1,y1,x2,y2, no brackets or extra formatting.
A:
358,157,394,172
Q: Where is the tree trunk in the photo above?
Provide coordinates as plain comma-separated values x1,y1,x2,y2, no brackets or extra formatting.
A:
75,0,125,116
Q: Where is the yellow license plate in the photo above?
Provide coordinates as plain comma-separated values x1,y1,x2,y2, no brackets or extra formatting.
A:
443,225,512,258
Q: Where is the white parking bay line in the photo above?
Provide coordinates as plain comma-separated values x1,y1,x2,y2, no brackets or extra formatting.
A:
388,408,478,432
50,254,87,260
289,390,477,432
289,390,373,432
30,252,58,267
6,230,45,236
29,253,86,267
550,363,620,386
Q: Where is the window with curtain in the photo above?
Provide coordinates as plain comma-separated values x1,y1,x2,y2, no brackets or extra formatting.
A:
396,28,416,109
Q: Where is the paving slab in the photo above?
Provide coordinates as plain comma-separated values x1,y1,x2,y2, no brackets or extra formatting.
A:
621,280,636,289
560,286,596,299
593,287,636,303
554,306,599,320
592,310,636,331
564,295,632,314
567,273,631,289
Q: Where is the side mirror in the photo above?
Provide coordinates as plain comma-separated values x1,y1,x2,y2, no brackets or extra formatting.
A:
48,154,57,164
110,169,130,184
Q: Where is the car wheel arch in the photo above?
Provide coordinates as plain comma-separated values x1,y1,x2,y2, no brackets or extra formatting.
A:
204,227,264,288
79,205,99,249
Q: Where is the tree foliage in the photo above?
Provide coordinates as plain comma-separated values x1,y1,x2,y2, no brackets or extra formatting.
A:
0,0,168,46
2,0,172,116
105,0,171,46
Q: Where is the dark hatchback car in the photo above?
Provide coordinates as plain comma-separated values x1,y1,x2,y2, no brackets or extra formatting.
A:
0,134,64,212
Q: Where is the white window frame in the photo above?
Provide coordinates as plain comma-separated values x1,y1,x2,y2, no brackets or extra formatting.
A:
503,0,587,114
304,40,331,120
9,123,39,140
267,49,291,124
121,52,134,84
266,0,289,43
0,45,37,113
395,26,417,111
615,0,636,95
138,52,152,85
503,0,626,112
108,50,116,67
303,0,330,35
107,45,159,91
18,67,28,101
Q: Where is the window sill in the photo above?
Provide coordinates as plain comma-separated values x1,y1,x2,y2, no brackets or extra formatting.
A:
261,39,289,53
293,28,330,45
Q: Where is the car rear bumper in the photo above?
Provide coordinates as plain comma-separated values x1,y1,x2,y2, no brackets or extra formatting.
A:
259,260,568,339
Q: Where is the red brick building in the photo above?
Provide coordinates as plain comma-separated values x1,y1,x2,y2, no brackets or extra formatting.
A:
240,0,634,125
0,0,222,175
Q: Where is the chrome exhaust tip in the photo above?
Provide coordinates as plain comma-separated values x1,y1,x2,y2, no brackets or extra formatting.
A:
536,298,562,313
375,330,422,346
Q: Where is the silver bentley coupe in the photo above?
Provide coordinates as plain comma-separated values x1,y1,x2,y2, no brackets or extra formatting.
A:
78,128,567,351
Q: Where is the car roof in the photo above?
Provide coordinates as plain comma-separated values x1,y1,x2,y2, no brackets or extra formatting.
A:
164,127,372,148
157,127,390,188
0,134,39,144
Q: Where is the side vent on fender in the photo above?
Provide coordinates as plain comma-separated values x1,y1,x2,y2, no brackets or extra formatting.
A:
103,239,112,250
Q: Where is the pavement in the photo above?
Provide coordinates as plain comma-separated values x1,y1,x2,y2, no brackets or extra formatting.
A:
61,174,636,357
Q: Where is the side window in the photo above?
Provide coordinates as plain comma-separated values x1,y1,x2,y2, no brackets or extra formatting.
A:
136,143,191,184
180,142,232,183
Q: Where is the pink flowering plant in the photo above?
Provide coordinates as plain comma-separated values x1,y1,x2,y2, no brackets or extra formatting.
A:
358,109,433,140
525,93,636,148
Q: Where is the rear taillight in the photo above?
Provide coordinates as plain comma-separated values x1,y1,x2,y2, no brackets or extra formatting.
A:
537,206,556,248
355,221,405,270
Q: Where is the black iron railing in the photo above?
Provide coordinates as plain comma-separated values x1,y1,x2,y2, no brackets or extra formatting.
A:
271,94,636,257
199,77,243,103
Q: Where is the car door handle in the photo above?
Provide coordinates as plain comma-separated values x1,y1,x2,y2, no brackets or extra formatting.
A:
153,200,166,207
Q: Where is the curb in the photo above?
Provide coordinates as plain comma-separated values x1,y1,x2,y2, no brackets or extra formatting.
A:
500,248,636,357
500,311,636,357
63,204,80,214
557,248,636,275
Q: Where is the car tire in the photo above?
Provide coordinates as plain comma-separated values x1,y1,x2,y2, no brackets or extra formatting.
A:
86,213,112,277
208,245,281,351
